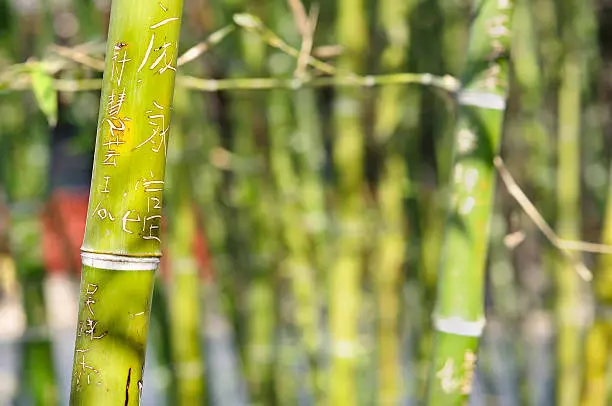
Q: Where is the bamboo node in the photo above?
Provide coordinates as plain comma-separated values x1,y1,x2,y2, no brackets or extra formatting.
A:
331,340,362,359
457,90,506,110
433,315,486,337
80,252,159,271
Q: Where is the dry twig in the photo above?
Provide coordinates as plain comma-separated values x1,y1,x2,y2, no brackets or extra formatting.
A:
493,156,612,282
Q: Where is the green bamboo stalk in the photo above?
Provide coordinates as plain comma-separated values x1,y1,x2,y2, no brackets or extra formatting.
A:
423,0,476,312
372,0,415,403
425,0,514,404
229,4,278,403
328,0,368,404
291,88,328,406
4,93,58,406
69,0,184,404
148,278,174,405
1,4,60,404
176,3,237,349
268,83,321,401
582,69,612,406
510,1,556,404
485,207,521,404
555,0,588,404
165,86,205,405
267,85,303,404
555,53,582,406
264,3,327,402
434,0,473,186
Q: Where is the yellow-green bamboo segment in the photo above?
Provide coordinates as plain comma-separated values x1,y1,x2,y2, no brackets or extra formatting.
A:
555,58,582,406
264,3,325,402
373,0,415,403
578,10,607,406
2,4,58,404
231,6,278,404
582,137,612,406
166,86,205,405
267,80,323,403
426,0,514,404
328,0,368,404
4,93,58,406
555,0,586,404
69,0,184,404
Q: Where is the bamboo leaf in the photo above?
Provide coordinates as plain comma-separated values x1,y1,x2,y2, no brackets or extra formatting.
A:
30,64,57,127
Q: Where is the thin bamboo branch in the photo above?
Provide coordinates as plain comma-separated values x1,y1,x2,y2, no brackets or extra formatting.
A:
176,25,235,67
2,72,458,93
495,156,588,278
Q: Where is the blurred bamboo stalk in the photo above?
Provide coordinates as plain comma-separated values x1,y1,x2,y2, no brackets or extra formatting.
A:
2,2,59,405
266,2,328,403
581,112,612,406
578,4,610,405
581,157,611,406
434,0,472,185
426,0,514,404
372,0,416,403
580,159,612,406
555,0,590,403
4,93,58,406
165,86,206,405
555,50,583,406
327,0,369,404
230,3,278,404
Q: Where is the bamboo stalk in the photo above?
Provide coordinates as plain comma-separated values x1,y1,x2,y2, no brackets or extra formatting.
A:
328,0,368,403
165,86,205,405
372,0,416,403
69,0,184,404
433,0,473,188
555,53,582,406
148,277,174,405
555,0,590,403
1,3,60,404
264,3,326,402
268,82,322,402
229,3,278,403
426,0,514,404
4,94,58,406
582,60,612,406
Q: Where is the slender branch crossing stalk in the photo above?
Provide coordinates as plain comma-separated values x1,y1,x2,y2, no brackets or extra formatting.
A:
69,1,184,404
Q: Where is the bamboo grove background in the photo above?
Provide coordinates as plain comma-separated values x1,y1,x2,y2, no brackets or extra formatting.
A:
1,0,612,405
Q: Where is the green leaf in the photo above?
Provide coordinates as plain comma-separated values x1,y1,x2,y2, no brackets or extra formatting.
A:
30,64,57,127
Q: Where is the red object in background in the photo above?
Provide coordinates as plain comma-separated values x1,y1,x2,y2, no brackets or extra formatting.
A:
159,205,215,283
42,190,89,276
42,190,215,282
193,230,213,282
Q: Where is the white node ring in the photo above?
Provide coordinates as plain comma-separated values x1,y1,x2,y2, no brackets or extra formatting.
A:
81,252,159,271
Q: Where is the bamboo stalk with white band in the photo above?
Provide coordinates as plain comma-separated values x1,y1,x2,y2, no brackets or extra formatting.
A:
426,0,514,404
69,0,184,404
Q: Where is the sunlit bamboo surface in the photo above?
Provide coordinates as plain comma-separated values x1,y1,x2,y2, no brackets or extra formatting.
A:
2,0,612,405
